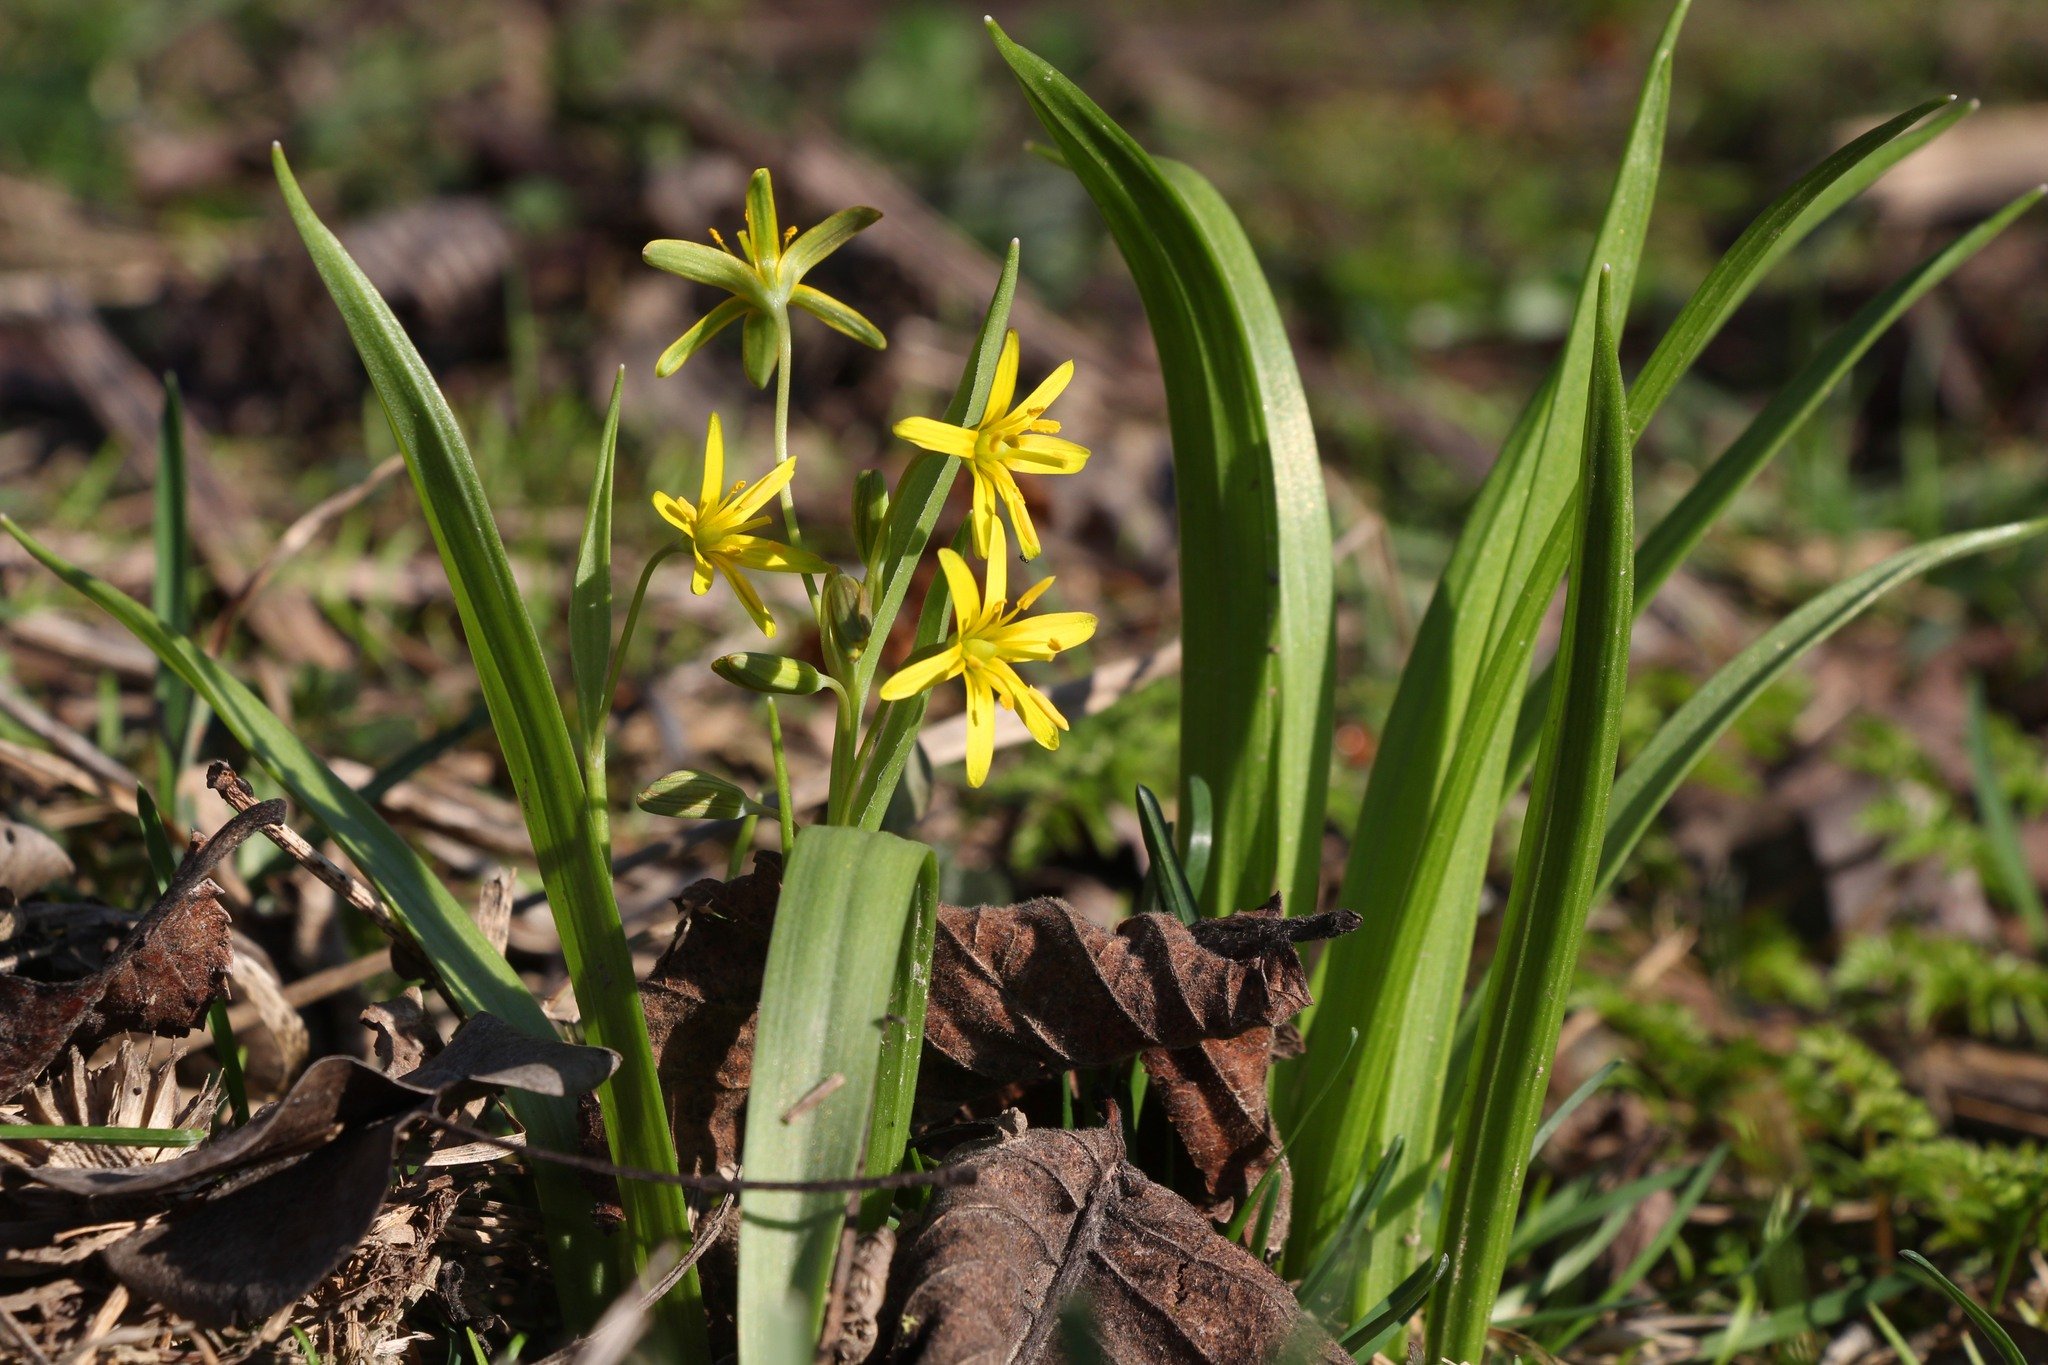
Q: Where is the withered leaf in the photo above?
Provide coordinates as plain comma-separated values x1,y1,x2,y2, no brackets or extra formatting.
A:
12,1012,616,1325
0,819,73,896
0,800,282,1103
879,1115,1347,1364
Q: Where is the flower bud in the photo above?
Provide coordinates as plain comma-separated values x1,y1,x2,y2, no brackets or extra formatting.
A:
853,469,890,570
713,652,827,697
821,571,872,664
636,770,760,820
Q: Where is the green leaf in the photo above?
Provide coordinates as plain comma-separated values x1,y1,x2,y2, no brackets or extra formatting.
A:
153,375,194,804
1340,1254,1449,1359
1967,675,2048,949
1285,2,1685,1305
1508,1162,1702,1263
992,21,1335,928
1626,96,1968,438
572,369,622,767
738,825,938,1364
1547,1147,1727,1352
1598,518,2048,896
1136,783,1199,926
1507,187,2043,786
1693,1277,1912,1361
637,770,763,820
1528,1058,1620,1163
271,146,698,1343
1905,1246,2027,1363
0,1124,205,1146
0,514,610,1319
1430,270,1636,1365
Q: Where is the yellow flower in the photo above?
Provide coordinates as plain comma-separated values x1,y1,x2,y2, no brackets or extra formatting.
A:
878,520,1096,787
653,414,829,637
891,330,1089,560
643,168,885,387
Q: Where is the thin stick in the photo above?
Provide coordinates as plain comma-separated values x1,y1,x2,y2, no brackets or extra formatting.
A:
205,761,388,926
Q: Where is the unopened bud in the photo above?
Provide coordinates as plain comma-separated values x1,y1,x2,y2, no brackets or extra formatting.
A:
822,572,871,663
853,470,890,569
636,770,760,820
713,652,827,697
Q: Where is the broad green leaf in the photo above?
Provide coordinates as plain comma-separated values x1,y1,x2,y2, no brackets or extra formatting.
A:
1286,2,1685,1302
1902,1251,2026,1365
0,516,609,1317
1431,273,1635,1365
1967,675,2048,948
1508,187,2043,785
739,826,938,1364
847,247,1017,829
272,147,697,1342
1626,96,1967,437
1598,518,2048,896
992,21,1335,927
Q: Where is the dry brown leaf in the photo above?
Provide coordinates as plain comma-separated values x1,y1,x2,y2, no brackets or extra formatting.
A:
878,1113,1347,1364
0,819,72,897
0,800,279,1103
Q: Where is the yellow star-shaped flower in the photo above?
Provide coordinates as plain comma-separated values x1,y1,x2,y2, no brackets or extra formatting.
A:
879,520,1096,786
653,414,829,637
643,168,885,386
891,330,1089,560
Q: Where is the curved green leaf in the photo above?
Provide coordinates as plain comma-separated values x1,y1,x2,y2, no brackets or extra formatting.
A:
991,21,1335,926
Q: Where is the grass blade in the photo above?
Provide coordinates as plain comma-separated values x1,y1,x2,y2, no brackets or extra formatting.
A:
1340,1254,1449,1359
0,515,610,1318
1528,1059,1620,1163
1508,1163,1702,1262
1287,3,1685,1304
1546,1146,1726,1351
992,21,1335,927
1599,518,2048,895
1902,1251,2027,1365
0,1124,205,1146
1693,1276,1911,1361
1137,783,1200,926
1967,675,2048,948
1626,96,1967,438
1296,1136,1407,1326
739,826,937,1363
1430,271,1636,1365
573,370,623,770
152,375,194,805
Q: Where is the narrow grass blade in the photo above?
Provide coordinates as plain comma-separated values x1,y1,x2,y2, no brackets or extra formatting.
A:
1967,675,2048,948
1509,1163,1699,1263
1599,518,2048,896
0,1124,205,1146
1431,273,1636,1365
739,826,937,1364
573,370,623,768
1694,1277,1911,1360
152,375,194,804
136,786,248,1124
1627,96,1966,437
1340,1254,1449,1359
273,148,699,1343
1903,1251,2026,1365
0,516,610,1317
1287,3,1684,1304
1508,188,2043,786
1296,1136,1407,1326
1137,783,1200,926
1181,773,1214,901
1528,1059,1620,1163
992,21,1335,927
846,247,1016,827
1547,1147,1726,1351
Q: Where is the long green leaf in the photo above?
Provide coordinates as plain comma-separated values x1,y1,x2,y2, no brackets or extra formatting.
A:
0,516,609,1317
1902,1250,2027,1365
1287,3,1685,1303
152,375,193,805
271,148,698,1343
1341,1254,1449,1359
1508,187,2043,786
1431,272,1636,1365
1598,518,2048,895
1967,675,2048,948
992,21,1335,926
739,826,938,1364
573,370,623,768
1692,1276,1910,1361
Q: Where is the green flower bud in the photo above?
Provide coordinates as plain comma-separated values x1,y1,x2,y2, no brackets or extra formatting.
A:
713,652,827,697
853,469,890,569
636,770,760,820
821,571,872,664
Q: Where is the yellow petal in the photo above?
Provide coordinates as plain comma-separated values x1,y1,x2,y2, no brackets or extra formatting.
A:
990,611,1096,660
936,546,982,631
723,533,831,575
968,466,999,560
1014,576,1056,612
700,413,726,507
691,550,716,596
892,416,977,459
1006,434,1091,474
991,465,1042,560
728,456,799,522
721,562,776,637
652,490,698,535
985,330,1020,424
987,660,1061,749
982,526,1008,612
963,672,995,787
1014,359,1074,418
879,645,964,701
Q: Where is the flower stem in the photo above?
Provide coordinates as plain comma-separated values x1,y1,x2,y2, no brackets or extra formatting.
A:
605,543,685,711
772,317,820,607
765,698,796,851
825,674,860,826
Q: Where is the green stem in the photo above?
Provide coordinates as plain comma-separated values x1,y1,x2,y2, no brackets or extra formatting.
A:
772,318,819,607
728,812,760,879
605,544,685,711
766,698,796,851
825,669,860,826
207,1000,251,1124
